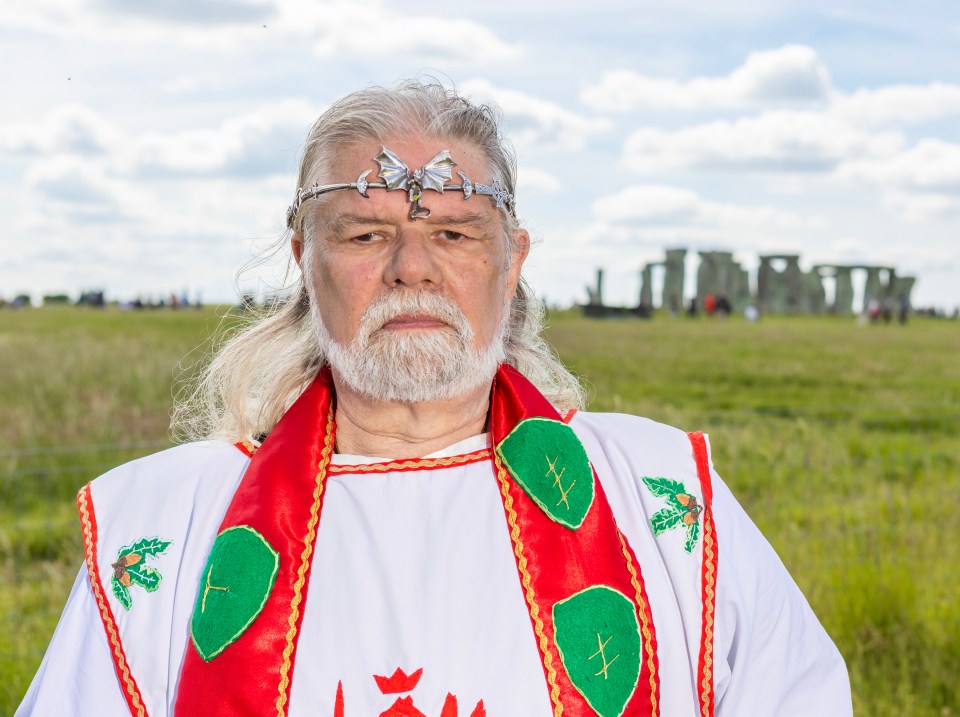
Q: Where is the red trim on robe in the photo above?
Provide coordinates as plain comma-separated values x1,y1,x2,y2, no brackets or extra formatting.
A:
173,365,659,716
491,366,659,716
175,368,336,716
688,431,718,717
78,483,150,717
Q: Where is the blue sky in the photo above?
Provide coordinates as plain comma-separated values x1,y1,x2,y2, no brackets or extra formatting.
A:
3,0,960,309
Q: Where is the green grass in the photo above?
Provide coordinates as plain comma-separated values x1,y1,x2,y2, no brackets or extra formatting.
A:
2,306,958,715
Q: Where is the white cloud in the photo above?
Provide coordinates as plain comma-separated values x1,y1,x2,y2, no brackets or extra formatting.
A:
622,111,903,172
461,79,612,151
123,100,318,176
582,45,832,112
584,44,960,129
593,184,805,229
517,167,561,196
0,104,118,155
24,156,145,222
831,82,960,126
881,190,960,222
836,138,960,191
259,0,523,63
4,0,522,62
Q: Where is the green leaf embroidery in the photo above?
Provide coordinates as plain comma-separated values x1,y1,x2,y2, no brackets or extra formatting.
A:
641,477,685,508
684,520,701,554
553,586,642,717
650,507,685,535
642,477,703,552
110,536,172,610
191,525,280,661
126,564,162,592
121,537,172,559
112,578,133,610
496,418,595,530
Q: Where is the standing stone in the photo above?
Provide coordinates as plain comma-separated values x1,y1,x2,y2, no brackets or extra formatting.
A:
833,266,854,315
640,263,656,308
663,249,686,314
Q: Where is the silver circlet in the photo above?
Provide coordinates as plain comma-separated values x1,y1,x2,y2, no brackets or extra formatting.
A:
286,146,515,228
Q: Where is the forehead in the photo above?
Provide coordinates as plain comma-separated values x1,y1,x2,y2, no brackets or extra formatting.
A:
307,135,501,228
328,135,490,180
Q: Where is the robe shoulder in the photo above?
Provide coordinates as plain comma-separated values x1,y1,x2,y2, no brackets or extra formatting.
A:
87,440,251,499
74,440,253,717
569,411,851,715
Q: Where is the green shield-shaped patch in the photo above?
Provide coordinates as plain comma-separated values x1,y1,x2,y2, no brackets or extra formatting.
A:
190,525,279,661
495,417,595,529
553,585,642,717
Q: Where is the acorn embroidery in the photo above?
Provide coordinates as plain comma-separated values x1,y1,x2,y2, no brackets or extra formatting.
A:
642,477,703,553
110,537,172,610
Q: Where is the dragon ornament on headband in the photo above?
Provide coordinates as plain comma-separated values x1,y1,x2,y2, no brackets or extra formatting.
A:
285,146,516,229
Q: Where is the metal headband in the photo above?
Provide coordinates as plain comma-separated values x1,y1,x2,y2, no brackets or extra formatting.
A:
285,146,516,228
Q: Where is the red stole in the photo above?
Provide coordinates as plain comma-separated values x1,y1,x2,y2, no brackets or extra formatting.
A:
174,365,660,716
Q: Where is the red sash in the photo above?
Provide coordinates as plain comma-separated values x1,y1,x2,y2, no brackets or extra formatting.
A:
173,365,660,716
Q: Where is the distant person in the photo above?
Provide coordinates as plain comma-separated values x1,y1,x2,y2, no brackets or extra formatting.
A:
687,296,698,318
704,292,717,316
715,295,731,317
882,297,894,324
898,296,909,325
18,81,851,717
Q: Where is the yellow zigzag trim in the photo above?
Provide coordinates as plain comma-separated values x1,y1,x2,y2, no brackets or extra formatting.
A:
494,455,563,717
79,486,147,717
618,529,659,717
327,450,490,474
700,511,718,717
275,407,335,717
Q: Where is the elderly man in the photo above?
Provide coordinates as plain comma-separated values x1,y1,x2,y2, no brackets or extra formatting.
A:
18,82,851,717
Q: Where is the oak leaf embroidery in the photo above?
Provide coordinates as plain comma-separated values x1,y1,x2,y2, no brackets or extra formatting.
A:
110,536,172,610
642,477,703,553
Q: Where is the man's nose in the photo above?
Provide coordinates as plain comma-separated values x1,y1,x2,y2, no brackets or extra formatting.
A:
384,231,442,288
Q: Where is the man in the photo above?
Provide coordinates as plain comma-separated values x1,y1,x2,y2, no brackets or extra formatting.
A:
18,82,852,717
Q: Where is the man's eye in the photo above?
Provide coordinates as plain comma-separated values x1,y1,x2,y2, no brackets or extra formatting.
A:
439,230,466,241
352,233,378,243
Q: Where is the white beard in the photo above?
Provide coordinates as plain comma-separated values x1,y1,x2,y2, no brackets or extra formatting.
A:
312,290,508,403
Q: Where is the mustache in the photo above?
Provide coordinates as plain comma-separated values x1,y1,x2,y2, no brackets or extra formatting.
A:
357,292,473,340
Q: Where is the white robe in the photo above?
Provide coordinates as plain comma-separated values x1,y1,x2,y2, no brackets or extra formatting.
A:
16,412,852,716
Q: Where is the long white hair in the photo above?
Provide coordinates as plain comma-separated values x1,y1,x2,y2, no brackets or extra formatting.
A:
171,81,584,444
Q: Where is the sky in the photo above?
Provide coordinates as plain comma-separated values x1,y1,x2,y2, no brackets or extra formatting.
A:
3,0,960,310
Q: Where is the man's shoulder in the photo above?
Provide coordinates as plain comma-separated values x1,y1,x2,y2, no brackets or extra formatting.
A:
568,410,693,455
88,440,251,494
84,440,251,530
567,410,705,491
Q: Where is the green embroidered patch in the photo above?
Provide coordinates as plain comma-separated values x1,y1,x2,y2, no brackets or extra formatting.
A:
190,525,280,661
553,585,642,717
110,537,172,610
642,476,703,553
495,417,595,529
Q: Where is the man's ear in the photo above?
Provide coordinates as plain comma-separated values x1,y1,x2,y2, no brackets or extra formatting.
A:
291,232,305,265
511,228,531,267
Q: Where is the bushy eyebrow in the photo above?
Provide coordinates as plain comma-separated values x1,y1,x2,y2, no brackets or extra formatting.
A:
328,212,492,235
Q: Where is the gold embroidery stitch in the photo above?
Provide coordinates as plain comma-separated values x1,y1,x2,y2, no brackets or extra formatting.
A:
494,455,563,717
589,633,620,679
79,486,147,717
545,455,577,510
275,407,336,716
326,450,490,475
618,529,659,716
200,565,230,613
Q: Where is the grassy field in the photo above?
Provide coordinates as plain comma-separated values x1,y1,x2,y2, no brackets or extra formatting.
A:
2,305,958,715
